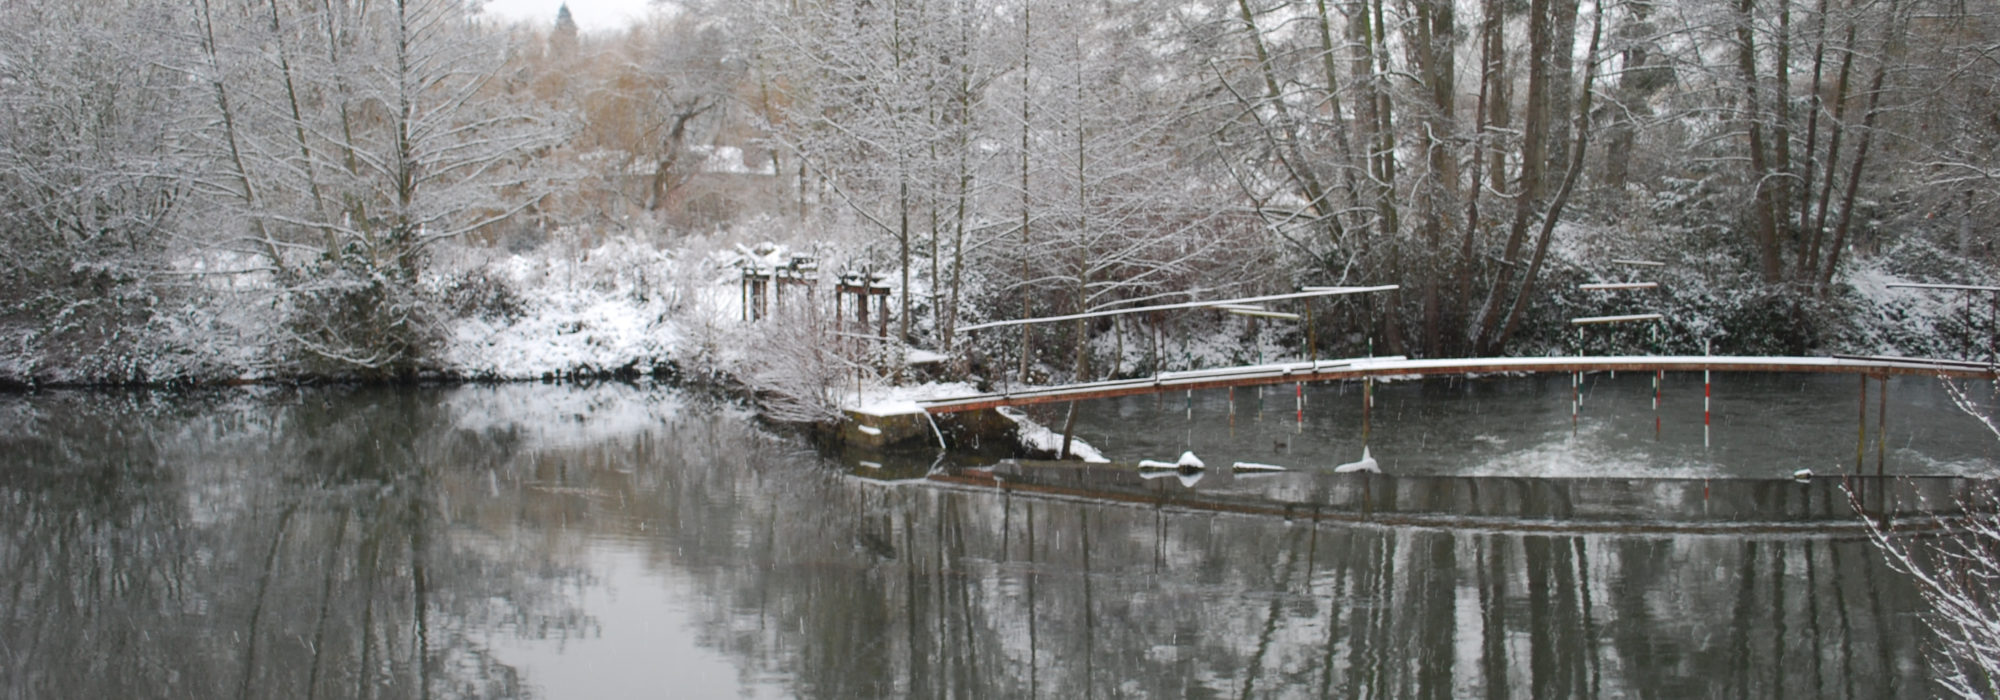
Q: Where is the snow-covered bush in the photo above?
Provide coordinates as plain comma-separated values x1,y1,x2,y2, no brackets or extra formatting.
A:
732,303,854,425
433,235,683,380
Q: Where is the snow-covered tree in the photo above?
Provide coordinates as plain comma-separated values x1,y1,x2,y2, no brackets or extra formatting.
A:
189,0,567,377
0,0,195,381
1865,378,2000,699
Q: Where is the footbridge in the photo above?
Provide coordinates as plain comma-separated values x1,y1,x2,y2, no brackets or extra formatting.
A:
918,354,1997,414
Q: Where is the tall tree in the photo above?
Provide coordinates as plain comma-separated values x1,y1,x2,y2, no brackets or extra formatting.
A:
192,0,566,377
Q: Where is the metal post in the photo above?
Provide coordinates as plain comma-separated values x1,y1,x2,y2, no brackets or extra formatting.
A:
1362,377,1372,447
1704,338,1712,449
1877,375,1888,478
1856,375,1868,475
1304,301,1317,362
1228,386,1235,431
1574,326,1584,433
1020,325,1032,385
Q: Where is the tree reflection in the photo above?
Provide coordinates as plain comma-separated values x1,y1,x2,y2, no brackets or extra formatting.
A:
0,387,588,698
0,386,1941,698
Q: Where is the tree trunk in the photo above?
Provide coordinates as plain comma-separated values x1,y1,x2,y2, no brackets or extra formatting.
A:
1795,0,1832,280
1456,0,1503,352
1472,0,1562,354
1414,0,1459,357
1495,0,1605,354
1806,16,1859,280
1821,1,1901,292
1736,0,1786,282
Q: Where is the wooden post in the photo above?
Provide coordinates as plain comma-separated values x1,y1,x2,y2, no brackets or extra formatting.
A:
876,288,888,339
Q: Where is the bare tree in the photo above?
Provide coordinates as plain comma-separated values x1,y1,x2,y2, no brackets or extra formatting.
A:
189,0,567,377
1863,379,2000,699
0,0,194,382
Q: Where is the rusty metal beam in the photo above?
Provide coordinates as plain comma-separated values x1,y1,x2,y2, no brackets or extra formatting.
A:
922,355,1997,413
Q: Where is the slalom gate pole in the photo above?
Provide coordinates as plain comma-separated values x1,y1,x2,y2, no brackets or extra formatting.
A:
1655,370,1663,439
1703,339,1712,449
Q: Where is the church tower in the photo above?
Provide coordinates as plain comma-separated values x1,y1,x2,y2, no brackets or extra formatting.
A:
551,3,579,58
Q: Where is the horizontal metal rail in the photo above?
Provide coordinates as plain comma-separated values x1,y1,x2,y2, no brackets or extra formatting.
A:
1572,313,1665,325
1885,282,2000,293
957,285,1397,332
919,354,1997,413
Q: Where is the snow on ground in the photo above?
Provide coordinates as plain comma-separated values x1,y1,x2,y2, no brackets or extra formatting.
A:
841,381,980,416
1091,310,1309,373
437,238,682,378
997,406,1109,462
1838,257,1975,356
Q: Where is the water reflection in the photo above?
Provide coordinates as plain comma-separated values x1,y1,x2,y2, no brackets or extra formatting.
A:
1059,373,2000,478
0,384,1941,698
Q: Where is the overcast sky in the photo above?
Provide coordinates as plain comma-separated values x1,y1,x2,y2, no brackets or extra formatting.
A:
480,0,656,33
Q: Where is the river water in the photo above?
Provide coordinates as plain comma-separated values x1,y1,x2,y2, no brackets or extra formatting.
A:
1052,372,1999,477
0,376,1989,698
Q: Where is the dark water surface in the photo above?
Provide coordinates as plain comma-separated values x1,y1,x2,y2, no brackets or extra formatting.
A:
0,379,1977,698
1056,372,1999,478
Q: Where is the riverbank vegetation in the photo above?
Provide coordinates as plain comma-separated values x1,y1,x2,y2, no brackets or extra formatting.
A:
3,0,1997,390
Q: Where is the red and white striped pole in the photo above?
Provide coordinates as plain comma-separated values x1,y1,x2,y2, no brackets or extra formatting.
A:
1573,327,1583,433
1654,370,1663,439
1703,339,1712,448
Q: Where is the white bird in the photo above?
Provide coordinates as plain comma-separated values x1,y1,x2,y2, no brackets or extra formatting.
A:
1334,446,1380,474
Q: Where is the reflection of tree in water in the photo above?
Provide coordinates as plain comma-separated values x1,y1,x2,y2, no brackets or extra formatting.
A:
628,451,1931,699
0,386,1941,698
0,388,594,699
